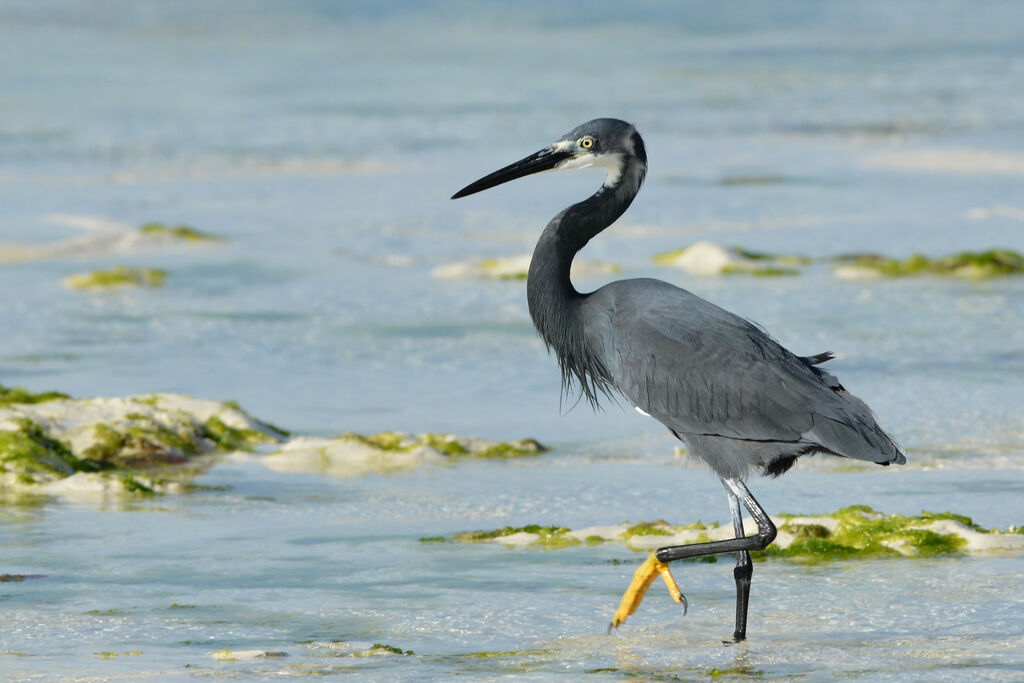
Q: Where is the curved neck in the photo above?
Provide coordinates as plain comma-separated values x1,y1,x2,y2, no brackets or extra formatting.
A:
525,156,646,401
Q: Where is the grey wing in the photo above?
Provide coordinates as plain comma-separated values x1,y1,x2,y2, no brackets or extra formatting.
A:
586,280,902,464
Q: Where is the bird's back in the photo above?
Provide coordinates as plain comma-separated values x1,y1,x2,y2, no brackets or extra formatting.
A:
579,278,904,478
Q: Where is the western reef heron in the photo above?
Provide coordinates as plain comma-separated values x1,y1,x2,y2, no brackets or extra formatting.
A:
451,118,904,642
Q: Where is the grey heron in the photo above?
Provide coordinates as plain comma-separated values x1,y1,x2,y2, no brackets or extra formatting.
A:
451,118,904,642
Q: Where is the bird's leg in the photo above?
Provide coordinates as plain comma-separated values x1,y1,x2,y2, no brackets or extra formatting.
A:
655,478,776,562
728,489,752,643
610,478,775,632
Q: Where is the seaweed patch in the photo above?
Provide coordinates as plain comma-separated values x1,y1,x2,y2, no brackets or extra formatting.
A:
431,506,1024,559
1,392,287,495
63,266,167,290
833,249,1024,280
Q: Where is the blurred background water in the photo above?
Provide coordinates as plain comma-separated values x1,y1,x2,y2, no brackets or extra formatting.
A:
1,1,1023,679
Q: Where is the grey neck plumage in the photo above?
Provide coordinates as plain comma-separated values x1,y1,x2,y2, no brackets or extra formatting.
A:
526,155,646,405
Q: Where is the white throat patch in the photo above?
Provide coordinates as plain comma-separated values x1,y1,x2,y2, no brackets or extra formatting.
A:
556,152,625,187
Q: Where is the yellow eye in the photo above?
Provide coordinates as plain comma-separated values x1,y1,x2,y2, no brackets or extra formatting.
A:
579,137,595,149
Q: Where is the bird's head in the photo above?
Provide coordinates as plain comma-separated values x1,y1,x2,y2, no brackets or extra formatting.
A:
451,118,646,199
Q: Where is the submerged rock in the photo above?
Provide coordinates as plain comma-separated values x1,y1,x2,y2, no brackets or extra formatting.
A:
262,431,547,478
431,506,1024,560
62,266,167,290
652,241,807,276
138,222,223,242
432,254,619,281
300,641,415,657
0,214,224,264
0,388,286,496
210,649,288,661
833,249,1024,280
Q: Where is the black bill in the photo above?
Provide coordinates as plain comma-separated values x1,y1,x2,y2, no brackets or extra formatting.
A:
451,147,573,199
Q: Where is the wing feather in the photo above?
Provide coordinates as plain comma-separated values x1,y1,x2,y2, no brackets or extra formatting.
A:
585,279,901,463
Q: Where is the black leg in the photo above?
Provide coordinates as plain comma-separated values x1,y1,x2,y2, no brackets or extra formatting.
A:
655,478,775,641
728,490,752,643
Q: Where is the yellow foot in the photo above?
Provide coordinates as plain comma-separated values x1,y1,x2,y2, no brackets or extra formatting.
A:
610,551,687,629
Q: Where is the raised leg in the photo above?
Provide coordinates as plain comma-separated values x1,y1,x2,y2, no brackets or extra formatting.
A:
655,477,776,563
728,489,752,643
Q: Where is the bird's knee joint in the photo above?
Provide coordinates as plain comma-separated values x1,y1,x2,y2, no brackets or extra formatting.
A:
733,562,752,583
755,521,777,550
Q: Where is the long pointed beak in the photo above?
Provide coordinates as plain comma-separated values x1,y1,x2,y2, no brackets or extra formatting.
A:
451,147,573,199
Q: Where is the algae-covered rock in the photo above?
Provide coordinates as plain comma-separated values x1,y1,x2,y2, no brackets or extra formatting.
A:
432,254,619,281
209,649,288,661
62,266,167,290
0,215,225,265
432,506,1024,560
0,384,69,407
299,641,415,658
0,390,287,496
138,222,223,242
833,249,1024,280
262,431,547,478
653,241,807,277
450,525,580,549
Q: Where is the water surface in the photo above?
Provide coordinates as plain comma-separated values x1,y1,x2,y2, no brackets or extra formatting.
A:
2,1,1023,679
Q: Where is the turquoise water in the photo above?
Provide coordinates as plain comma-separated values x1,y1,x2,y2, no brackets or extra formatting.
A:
2,1,1024,679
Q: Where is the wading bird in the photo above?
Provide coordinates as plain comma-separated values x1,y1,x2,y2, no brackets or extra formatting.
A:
451,118,904,642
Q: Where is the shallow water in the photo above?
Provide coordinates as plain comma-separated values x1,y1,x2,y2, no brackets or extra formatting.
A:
2,1,1024,680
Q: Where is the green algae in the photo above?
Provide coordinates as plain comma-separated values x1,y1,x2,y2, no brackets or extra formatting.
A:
0,384,69,407
651,248,689,265
336,431,546,459
421,433,470,456
760,505,968,563
64,266,166,290
119,475,156,496
223,400,290,437
479,259,529,281
621,519,714,540
83,416,271,469
730,247,812,266
82,423,125,463
95,651,142,659
337,643,415,658
440,506,1014,560
474,438,547,459
833,249,1024,279
125,419,200,457
3,394,286,493
721,264,800,277
622,521,672,538
368,643,414,656
451,524,580,549
1,574,45,582
203,415,278,452
139,222,223,242
0,418,101,481
916,510,989,532
338,431,405,450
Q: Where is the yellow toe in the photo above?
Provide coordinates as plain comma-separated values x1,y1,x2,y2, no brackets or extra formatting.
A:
611,551,685,628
